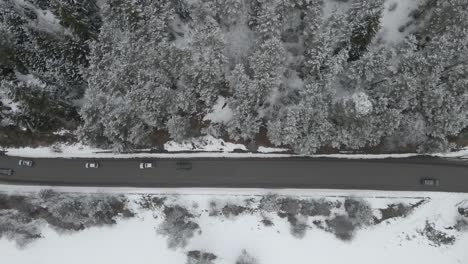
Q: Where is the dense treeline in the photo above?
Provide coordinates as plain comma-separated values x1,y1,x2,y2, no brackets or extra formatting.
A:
0,0,467,153
0,0,100,144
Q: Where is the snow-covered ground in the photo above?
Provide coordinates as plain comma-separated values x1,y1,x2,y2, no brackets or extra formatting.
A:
1,136,289,158
2,135,468,159
379,0,424,44
11,0,70,34
203,97,234,124
0,186,467,264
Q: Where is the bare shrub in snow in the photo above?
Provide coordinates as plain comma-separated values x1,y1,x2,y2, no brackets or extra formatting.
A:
458,207,468,218
454,218,468,232
288,215,309,239
236,250,258,264
186,250,217,264
0,190,134,246
278,198,301,216
326,215,355,241
260,218,274,227
318,198,376,240
138,195,167,210
374,202,416,224
158,205,200,249
222,204,248,218
0,210,42,247
300,199,334,217
258,194,280,212
419,221,456,247
344,198,374,227
259,196,340,238
208,200,221,216
42,191,134,231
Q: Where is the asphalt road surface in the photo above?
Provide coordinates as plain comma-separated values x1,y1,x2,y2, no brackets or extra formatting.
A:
0,156,467,192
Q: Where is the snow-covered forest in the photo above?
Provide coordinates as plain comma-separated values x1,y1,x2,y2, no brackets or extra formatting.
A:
1,0,467,154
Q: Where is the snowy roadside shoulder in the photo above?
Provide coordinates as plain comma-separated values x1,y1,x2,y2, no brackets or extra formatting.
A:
2,135,468,159
1,136,290,159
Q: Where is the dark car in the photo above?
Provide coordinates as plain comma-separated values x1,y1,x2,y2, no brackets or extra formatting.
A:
176,161,192,170
0,168,14,176
18,160,34,167
420,178,440,186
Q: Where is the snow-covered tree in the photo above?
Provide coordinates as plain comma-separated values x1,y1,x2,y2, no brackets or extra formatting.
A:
225,64,261,140
79,0,178,150
2,0,467,154
268,80,334,154
347,0,385,61
167,115,191,142
187,11,226,108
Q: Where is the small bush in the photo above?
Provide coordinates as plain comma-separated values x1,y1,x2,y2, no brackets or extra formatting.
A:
420,221,456,246
158,205,200,249
326,215,355,241
222,204,247,217
138,195,166,210
344,198,374,227
0,190,134,246
186,250,217,264
236,250,257,264
300,199,333,217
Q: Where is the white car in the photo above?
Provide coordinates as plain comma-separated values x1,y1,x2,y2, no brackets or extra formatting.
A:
85,162,99,169
139,162,154,169
18,160,34,167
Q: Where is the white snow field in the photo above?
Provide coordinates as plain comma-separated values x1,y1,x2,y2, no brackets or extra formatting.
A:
0,186,467,264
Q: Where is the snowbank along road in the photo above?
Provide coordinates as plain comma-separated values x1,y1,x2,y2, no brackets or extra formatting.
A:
0,156,467,192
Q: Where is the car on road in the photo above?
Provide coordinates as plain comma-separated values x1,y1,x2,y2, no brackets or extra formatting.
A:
0,168,13,176
420,178,440,186
85,162,99,169
176,161,192,170
139,162,154,169
18,159,34,167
